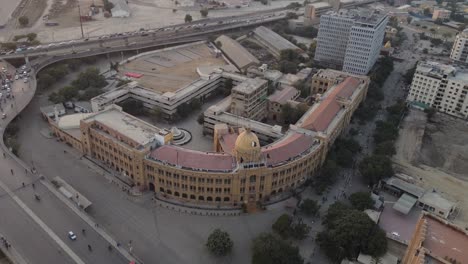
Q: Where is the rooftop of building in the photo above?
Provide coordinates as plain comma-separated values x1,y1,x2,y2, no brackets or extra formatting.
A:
262,132,319,167
149,145,236,172
298,77,362,132
119,42,227,94
40,103,65,115
279,68,313,86
268,85,300,105
356,252,398,264
253,26,302,52
232,77,268,95
459,28,468,38
419,191,456,211
416,61,457,77
215,35,260,70
58,113,92,130
423,214,468,264
82,105,167,147
383,177,426,198
323,8,388,25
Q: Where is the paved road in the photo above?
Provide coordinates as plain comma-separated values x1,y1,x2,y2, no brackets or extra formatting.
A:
0,63,129,264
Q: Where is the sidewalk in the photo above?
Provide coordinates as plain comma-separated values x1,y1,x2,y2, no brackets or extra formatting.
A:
0,234,28,264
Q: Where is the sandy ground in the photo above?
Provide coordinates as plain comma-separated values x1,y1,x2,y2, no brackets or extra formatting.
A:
394,109,468,226
0,0,22,25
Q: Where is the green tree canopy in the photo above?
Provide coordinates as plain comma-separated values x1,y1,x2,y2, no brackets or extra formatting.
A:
359,155,394,186
272,214,293,238
18,16,29,27
200,8,209,17
185,14,193,23
300,199,320,216
374,141,396,156
349,192,374,211
252,233,304,264
317,205,388,262
206,229,233,256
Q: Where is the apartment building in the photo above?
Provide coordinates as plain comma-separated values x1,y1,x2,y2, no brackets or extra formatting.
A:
314,9,388,75
407,61,468,119
230,78,268,121
450,29,468,65
432,8,451,20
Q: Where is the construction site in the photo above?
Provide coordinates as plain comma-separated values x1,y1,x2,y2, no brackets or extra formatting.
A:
394,108,468,226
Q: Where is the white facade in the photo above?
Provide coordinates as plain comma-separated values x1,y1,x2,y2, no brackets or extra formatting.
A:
450,29,468,65
314,9,388,75
407,61,468,119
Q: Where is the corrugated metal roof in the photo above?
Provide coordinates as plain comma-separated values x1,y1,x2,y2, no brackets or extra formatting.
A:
216,35,259,70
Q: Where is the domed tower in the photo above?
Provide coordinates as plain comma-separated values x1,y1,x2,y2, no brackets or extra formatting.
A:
234,128,261,163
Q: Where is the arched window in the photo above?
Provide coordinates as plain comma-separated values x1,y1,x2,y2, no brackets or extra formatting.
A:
207,196,213,201
223,197,230,202
215,197,221,202
166,190,172,195
174,192,180,197
182,193,188,198
278,188,283,193
250,175,256,183
160,187,165,193
190,195,196,200
199,196,205,201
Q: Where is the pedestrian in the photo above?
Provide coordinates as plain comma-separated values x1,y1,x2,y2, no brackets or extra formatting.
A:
10,169,13,175
32,183,35,189
22,182,25,187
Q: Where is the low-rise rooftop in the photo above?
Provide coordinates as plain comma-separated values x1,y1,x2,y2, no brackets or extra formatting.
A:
215,35,260,70
149,145,236,172
253,26,302,54
268,85,300,105
262,132,319,167
82,106,166,147
232,78,267,95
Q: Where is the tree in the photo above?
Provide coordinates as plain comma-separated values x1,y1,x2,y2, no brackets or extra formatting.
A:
359,155,394,186
423,8,431,17
190,98,202,110
349,192,374,211
48,92,64,104
299,199,320,216
206,229,233,256
278,60,297,74
374,141,396,156
119,99,145,116
406,16,412,24
252,233,304,264
59,85,79,101
272,214,293,238
434,18,443,25
423,48,429,54
442,32,452,41
200,8,209,17
290,219,311,240
184,14,193,23
197,113,204,125
18,16,29,27
317,207,388,262
149,107,163,122
103,0,114,11
424,107,437,120
286,12,299,19
26,33,37,41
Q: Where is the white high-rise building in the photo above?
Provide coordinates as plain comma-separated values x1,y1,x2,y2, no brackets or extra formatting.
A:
407,61,468,119
450,29,468,65
314,9,388,75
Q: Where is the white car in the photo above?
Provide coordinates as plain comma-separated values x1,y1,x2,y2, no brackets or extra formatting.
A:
68,231,77,241
23,78,28,83
391,232,400,237
15,75,19,80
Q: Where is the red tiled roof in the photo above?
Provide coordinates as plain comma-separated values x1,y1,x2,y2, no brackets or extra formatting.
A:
150,145,235,171
300,77,360,132
424,215,468,264
268,85,299,105
219,133,238,154
337,77,360,99
262,133,316,166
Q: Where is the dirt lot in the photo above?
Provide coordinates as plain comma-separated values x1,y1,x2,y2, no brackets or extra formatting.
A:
394,109,468,226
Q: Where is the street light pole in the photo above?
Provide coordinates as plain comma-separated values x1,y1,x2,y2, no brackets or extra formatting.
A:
78,3,85,39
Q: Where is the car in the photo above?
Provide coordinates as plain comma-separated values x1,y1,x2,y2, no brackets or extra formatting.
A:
68,231,77,240
391,232,400,237
23,78,28,83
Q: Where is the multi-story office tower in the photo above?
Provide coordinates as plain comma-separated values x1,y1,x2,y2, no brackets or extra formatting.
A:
450,29,468,65
314,9,388,75
407,61,468,119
